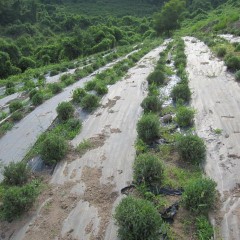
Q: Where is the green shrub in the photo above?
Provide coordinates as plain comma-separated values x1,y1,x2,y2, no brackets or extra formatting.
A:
1,181,39,221
72,88,87,103
5,87,15,95
141,96,162,113
114,196,162,240
226,56,240,71
176,106,195,127
9,100,23,113
183,178,216,213
95,82,108,95
196,216,214,240
11,111,23,122
235,70,240,81
84,80,97,91
56,102,74,122
134,153,164,186
80,94,100,112
32,92,44,106
137,113,160,143
176,134,206,164
216,47,227,58
49,70,59,76
171,83,191,103
40,133,68,165
3,162,30,186
29,89,38,99
147,70,165,86
49,83,62,94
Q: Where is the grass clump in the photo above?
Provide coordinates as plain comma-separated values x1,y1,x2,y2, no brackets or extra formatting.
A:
9,100,23,113
3,162,30,186
77,139,92,155
176,106,195,127
235,70,240,81
40,133,68,165
80,94,100,112
114,196,162,240
196,216,214,240
216,47,227,57
134,153,165,187
137,113,160,143
176,134,206,164
56,101,75,122
171,83,191,103
141,95,162,113
225,55,240,71
147,70,165,86
32,92,44,106
48,83,63,94
72,88,87,103
11,111,23,122
0,181,40,221
183,178,216,214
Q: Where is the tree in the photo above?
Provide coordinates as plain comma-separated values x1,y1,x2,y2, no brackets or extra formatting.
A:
154,0,186,35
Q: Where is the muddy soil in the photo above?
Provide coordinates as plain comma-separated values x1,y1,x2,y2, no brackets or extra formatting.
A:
0,49,139,180
5,40,170,240
184,36,240,240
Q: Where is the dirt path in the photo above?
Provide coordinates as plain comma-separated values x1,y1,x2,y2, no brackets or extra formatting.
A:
9,40,170,240
184,36,240,240
0,50,138,180
218,34,240,43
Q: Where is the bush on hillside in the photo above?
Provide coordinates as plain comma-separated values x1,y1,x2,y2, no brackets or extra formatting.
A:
137,113,160,143
196,216,214,240
1,181,39,221
3,162,30,186
56,101,74,122
114,196,162,240
176,106,195,127
171,83,191,103
147,70,165,86
32,92,44,106
176,134,206,164
235,70,240,81
9,100,23,113
95,82,108,95
183,178,216,213
141,95,162,113
134,153,164,186
216,47,227,57
72,88,87,103
80,94,100,112
11,111,23,122
225,55,240,71
49,83,63,94
40,133,68,165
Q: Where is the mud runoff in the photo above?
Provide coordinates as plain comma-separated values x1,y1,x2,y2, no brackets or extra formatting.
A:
184,36,240,240
5,40,171,240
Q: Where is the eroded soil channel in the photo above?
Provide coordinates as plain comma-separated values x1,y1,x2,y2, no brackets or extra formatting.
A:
184,36,240,240
4,40,170,240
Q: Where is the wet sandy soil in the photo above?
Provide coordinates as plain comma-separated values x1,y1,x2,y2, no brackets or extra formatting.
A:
184,36,240,240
